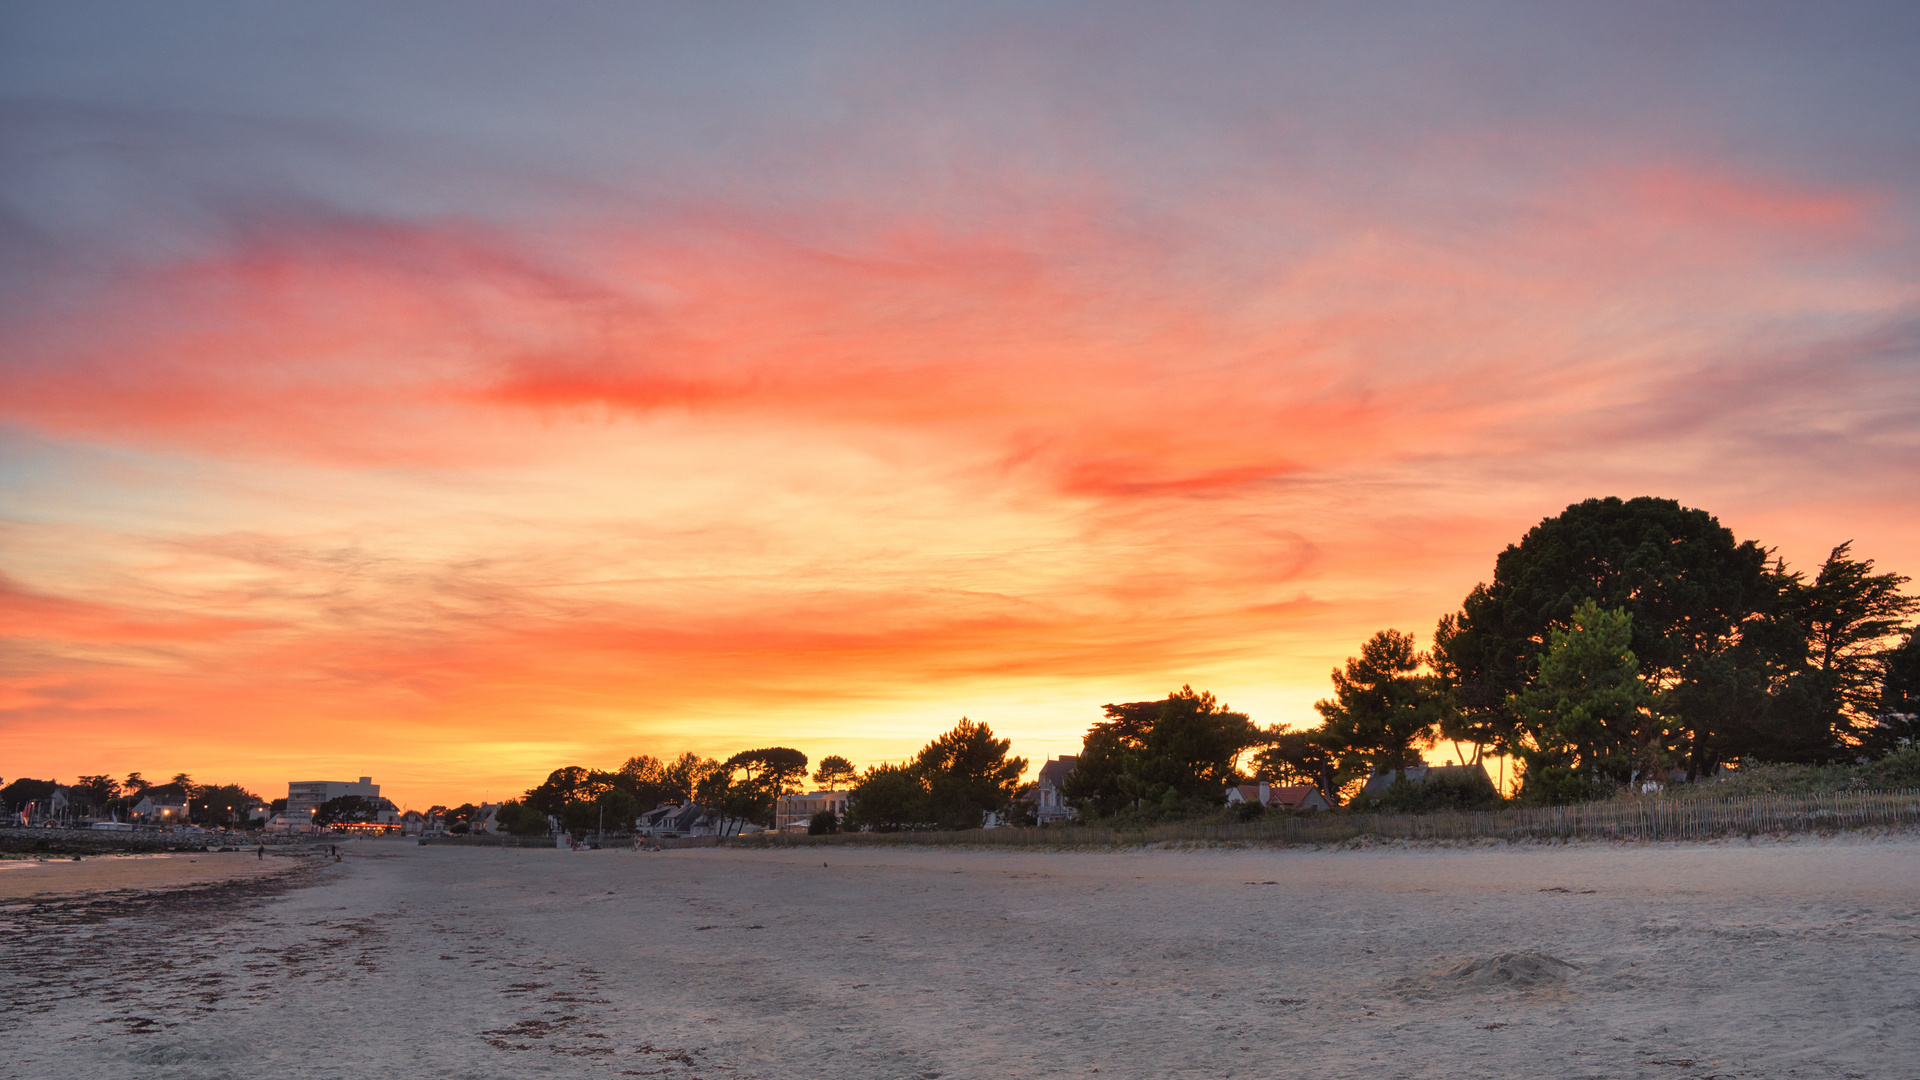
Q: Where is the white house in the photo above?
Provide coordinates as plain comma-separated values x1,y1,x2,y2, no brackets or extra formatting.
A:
132,793,191,824
1035,756,1079,825
637,803,719,837
470,803,504,835
775,790,851,832
1225,781,1332,812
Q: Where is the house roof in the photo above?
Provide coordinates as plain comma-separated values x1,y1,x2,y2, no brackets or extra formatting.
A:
1359,762,1492,798
1268,785,1327,808
138,783,193,803
1037,756,1079,787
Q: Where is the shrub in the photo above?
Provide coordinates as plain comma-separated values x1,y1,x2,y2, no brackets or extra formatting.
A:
1353,769,1507,812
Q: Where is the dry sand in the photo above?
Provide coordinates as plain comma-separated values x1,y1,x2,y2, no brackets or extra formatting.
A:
4,835,1917,1079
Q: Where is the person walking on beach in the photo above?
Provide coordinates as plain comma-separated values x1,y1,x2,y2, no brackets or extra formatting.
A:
257,845,264,860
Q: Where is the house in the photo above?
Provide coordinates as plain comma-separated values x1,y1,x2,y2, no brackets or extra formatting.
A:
1268,784,1332,811
775,790,851,832
470,803,503,835
1225,781,1332,812
1358,762,1494,801
1035,756,1079,825
399,810,427,836
637,803,718,838
133,792,191,824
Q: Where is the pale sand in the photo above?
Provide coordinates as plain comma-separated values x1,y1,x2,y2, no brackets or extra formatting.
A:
0,850,304,900
4,835,1918,1079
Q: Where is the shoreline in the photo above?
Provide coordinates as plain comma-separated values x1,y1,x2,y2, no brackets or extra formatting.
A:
0,847,335,902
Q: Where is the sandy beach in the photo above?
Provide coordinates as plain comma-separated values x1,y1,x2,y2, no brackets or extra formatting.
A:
4,835,1917,1079
0,850,311,901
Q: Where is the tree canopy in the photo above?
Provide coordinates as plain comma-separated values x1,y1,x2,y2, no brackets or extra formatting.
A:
812,755,858,790
1315,630,1448,784
1434,497,1773,777
1246,728,1339,796
843,718,1027,830
1063,686,1258,818
313,795,378,827
523,766,596,814
1790,543,1920,755
0,778,58,812
194,783,261,827
1510,601,1654,802
843,763,928,832
1881,631,1920,749
915,718,1027,829
700,748,809,833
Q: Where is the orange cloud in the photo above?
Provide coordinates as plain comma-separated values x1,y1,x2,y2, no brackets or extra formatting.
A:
0,573,275,644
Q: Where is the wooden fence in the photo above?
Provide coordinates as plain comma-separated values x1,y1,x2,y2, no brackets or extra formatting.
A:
730,789,1920,850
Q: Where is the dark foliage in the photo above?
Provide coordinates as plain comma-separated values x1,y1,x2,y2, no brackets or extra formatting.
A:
1879,632,1920,749
1246,730,1338,796
69,775,121,814
1315,630,1449,788
915,718,1027,829
1350,768,1503,813
1510,601,1655,799
1,778,58,812
522,766,595,815
192,783,261,827
812,755,858,790
701,748,809,833
1433,496,1771,775
842,763,929,831
495,800,549,835
312,795,377,827
562,787,641,834
1063,686,1259,819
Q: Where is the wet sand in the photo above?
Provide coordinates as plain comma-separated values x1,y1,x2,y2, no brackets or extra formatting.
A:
4,834,1917,1079
0,850,305,900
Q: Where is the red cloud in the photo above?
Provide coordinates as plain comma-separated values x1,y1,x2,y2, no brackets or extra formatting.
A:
1618,165,1870,235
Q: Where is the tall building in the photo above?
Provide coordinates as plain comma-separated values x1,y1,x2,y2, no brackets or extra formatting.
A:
286,776,381,826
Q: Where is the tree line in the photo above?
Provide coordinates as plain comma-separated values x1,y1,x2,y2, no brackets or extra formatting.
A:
0,772,264,828
499,718,1030,836
491,498,1920,831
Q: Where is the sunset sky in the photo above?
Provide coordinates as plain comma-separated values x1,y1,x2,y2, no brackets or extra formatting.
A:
4,3,1919,810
